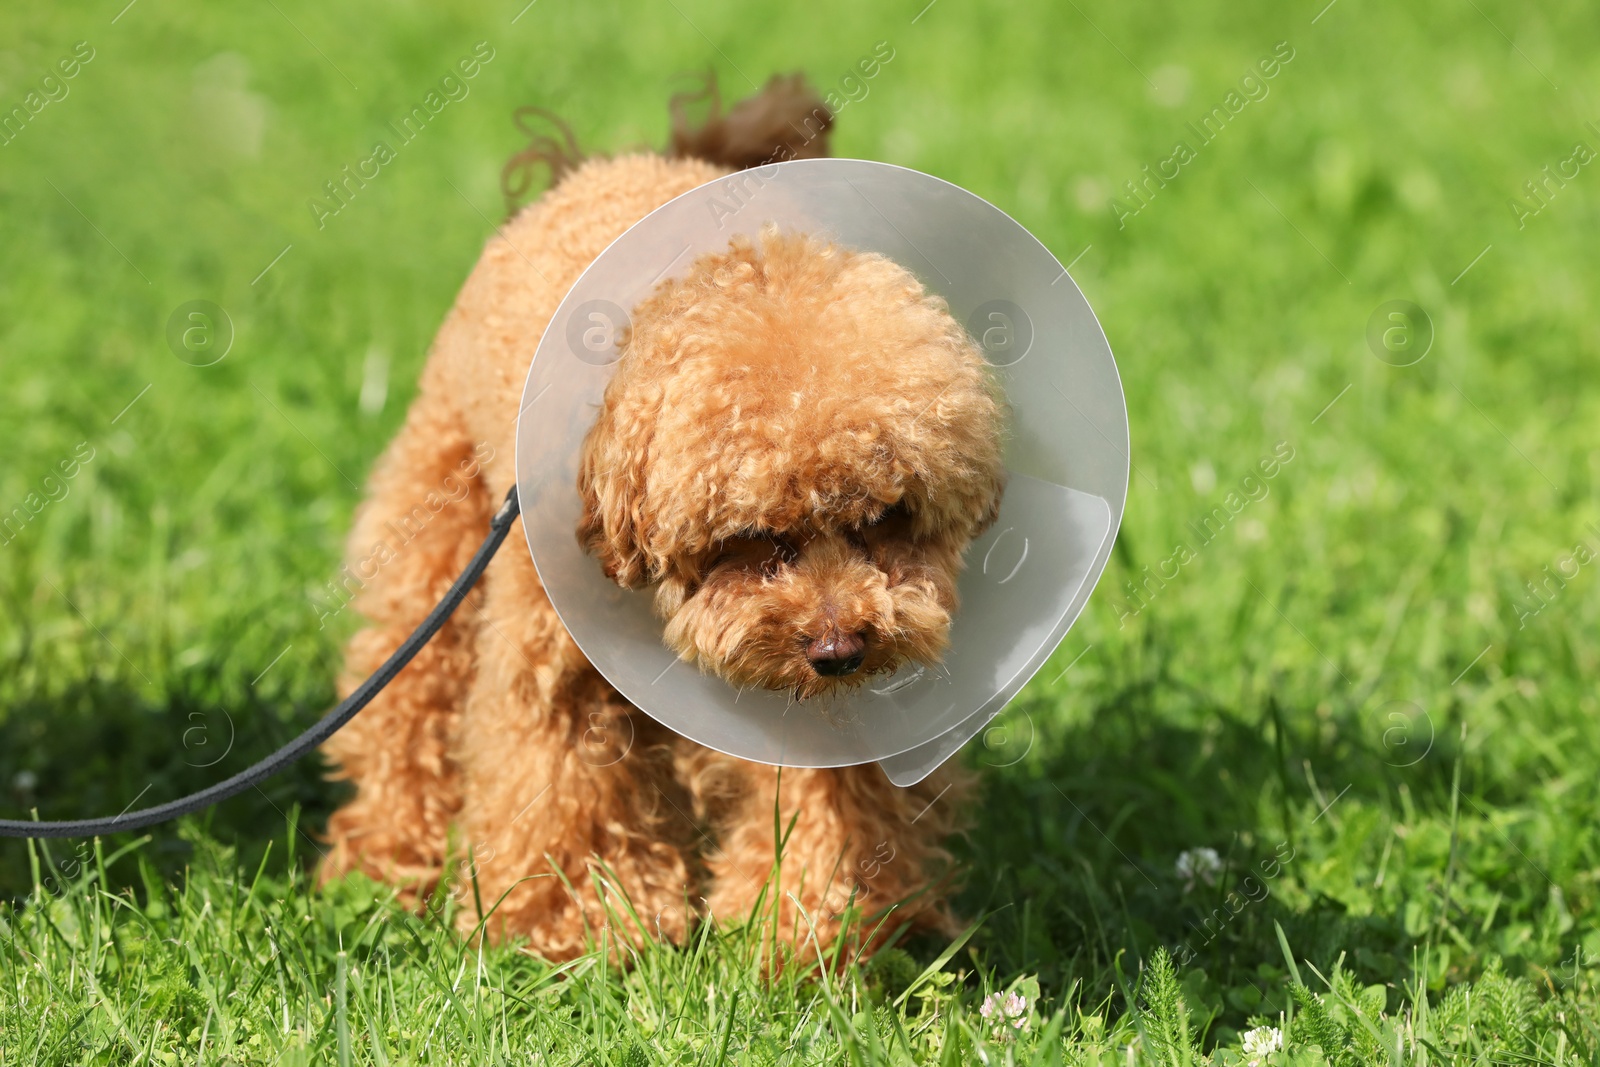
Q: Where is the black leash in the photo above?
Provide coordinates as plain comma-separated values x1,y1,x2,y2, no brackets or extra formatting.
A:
0,485,522,840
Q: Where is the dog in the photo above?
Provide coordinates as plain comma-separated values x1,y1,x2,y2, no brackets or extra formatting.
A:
320,74,1008,961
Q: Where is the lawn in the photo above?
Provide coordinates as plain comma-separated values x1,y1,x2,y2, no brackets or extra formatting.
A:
3,0,1600,1061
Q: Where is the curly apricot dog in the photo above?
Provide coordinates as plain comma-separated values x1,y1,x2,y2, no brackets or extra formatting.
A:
320,75,1007,961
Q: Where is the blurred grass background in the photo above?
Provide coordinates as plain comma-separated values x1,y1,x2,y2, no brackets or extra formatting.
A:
3,0,1600,1054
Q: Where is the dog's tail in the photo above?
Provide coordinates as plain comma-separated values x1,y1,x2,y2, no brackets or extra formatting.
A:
500,72,833,219
666,71,834,170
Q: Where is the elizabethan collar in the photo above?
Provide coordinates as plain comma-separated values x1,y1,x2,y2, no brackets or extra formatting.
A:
515,159,1127,785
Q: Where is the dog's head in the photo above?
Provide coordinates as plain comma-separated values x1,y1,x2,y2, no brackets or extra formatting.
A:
577,228,1006,700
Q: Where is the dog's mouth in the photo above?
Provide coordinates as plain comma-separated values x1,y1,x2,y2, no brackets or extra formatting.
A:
692,630,940,706
783,626,910,701
661,561,958,704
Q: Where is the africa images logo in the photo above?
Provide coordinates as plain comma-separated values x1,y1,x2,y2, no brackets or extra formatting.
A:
306,42,496,229
1109,41,1296,228
1116,441,1295,627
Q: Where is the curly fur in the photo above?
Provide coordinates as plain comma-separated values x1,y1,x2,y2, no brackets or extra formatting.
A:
578,229,1005,700
321,80,1005,962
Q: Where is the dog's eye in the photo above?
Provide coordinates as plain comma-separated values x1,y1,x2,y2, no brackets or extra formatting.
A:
866,501,912,528
707,531,796,576
756,536,799,578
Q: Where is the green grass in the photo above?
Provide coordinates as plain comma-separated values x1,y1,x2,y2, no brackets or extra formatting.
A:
3,0,1600,1060
7,828,1598,1065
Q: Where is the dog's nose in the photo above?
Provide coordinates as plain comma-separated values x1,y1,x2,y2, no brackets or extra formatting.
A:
806,630,867,677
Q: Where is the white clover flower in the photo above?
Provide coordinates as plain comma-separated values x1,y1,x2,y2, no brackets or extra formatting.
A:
979,990,1032,1040
1175,847,1222,891
1241,1025,1283,1064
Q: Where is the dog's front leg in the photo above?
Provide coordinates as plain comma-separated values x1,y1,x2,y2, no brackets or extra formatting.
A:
696,758,971,960
450,538,698,959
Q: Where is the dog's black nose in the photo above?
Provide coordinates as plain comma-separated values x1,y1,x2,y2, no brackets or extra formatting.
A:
807,630,866,677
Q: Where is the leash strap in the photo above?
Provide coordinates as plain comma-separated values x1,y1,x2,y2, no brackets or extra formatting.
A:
0,485,522,839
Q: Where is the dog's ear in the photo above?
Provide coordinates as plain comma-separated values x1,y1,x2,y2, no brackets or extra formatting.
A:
576,412,653,589
972,472,1008,539
972,479,998,537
